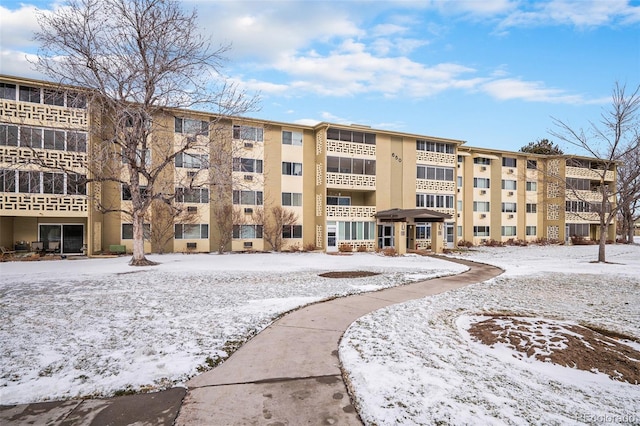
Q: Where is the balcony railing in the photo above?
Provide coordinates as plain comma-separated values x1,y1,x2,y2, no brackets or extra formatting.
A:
1,99,87,129
326,139,376,157
566,166,615,182
326,172,376,189
0,193,87,216
326,205,376,219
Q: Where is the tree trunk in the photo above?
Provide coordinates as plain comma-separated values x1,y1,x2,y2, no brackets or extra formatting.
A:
130,211,157,266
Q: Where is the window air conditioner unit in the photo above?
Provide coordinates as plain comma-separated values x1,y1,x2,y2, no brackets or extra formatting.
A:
480,214,486,218
186,135,197,143
508,214,514,219
243,241,253,248
187,206,198,213
244,207,253,214
186,242,197,249
508,169,514,174
480,190,487,195
508,191,514,196
187,171,197,177
480,166,487,171
457,213,461,218
244,175,253,181
244,142,254,148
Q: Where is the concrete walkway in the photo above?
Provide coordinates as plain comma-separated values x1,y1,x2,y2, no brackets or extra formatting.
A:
1,257,501,425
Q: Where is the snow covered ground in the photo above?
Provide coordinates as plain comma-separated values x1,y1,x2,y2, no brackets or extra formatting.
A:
0,252,465,405
340,243,640,425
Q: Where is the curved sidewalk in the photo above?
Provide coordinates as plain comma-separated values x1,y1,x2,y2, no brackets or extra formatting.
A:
175,257,502,425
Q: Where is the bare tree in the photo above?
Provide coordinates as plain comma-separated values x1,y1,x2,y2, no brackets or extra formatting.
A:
616,143,640,243
34,0,256,265
147,198,202,254
550,82,640,262
253,206,298,252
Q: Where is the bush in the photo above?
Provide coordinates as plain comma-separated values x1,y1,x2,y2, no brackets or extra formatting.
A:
571,235,596,245
506,238,528,247
338,243,353,253
303,242,317,252
483,239,505,247
457,240,473,248
381,247,397,257
357,245,368,252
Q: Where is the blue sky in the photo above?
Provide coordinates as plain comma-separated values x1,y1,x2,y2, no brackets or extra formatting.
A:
1,0,639,153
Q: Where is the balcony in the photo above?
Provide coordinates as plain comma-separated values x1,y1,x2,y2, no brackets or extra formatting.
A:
326,205,376,220
0,99,87,129
566,166,615,182
326,139,376,157
0,193,87,216
326,172,376,189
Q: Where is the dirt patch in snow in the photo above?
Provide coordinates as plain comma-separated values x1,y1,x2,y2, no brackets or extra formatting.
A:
319,271,380,278
468,315,640,385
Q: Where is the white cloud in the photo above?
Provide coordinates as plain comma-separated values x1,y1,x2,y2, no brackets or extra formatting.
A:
480,78,590,104
0,4,41,48
0,49,43,79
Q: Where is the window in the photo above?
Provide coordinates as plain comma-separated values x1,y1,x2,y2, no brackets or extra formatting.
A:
122,223,151,240
20,127,43,148
326,128,376,144
566,201,592,213
527,160,537,169
473,226,490,236
175,152,208,169
338,221,375,240
233,157,263,173
283,225,303,239
327,196,351,206
567,223,589,237
566,178,591,191
232,190,263,205
282,131,303,146
416,193,454,208
233,124,263,142
122,185,148,200
19,85,40,103
416,140,454,154
502,180,517,190
282,192,302,206
42,172,65,194
0,169,16,192
473,178,490,188
0,124,18,146
526,226,537,236
526,181,537,191
66,173,86,195
416,165,454,181
175,117,209,135
43,89,65,106
18,171,41,193
502,202,517,213
67,92,86,109
233,224,263,239
526,203,537,213
457,200,463,211
44,129,65,151
473,157,491,165
415,224,431,240
282,161,303,176
326,156,375,175
502,157,517,167
175,224,209,239
176,188,209,203
67,132,87,152
0,83,16,100
457,225,463,237
473,201,490,212
457,176,462,187
501,226,517,236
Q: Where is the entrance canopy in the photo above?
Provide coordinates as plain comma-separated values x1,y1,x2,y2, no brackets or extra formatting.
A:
374,208,451,223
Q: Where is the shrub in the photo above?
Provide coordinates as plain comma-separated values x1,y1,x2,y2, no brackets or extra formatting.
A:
457,240,473,248
571,235,596,245
303,242,317,252
338,243,353,253
357,245,368,252
506,238,528,247
381,247,397,257
483,239,504,247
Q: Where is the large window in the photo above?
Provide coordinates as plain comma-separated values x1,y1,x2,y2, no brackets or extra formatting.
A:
526,203,537,213
44,129,66,151
176,188,209,203
502,180,517,190
19,85,41,103
175,152,208,169
122,223,151,240
526,226,537,236
473,178,490,188
327,196,351,206
416,165,454,181
502,157,517,167
233,124,263,142
501,226,517,236
122,185,148,200
527,160,538,169
282,192,302,206
415,224,431,239
68,172,86,196
282,161,303,176
0,83,17,100
502,202,517,213
473,201,490,212
233,224,263,239
473,157,492,165
2,170,84,195
416,193,454,208
282,131,303,146
282,225,302,239
20,127,43,148
0,169,16,192
0,124,18,146
327,156,375,175
526,181,537,191
566,178,591,191
416,140,454,154
175,117,209,136
338,221,375,240
42,172,65,194
567,223,589,237
326,128,376,144
473,226,490,237
232,190,263,205
44,89,65,106
1,125,86,152
566,200,592,213
175,224,209,239
233,157,263,173
18,171,40,193
0,82,85,107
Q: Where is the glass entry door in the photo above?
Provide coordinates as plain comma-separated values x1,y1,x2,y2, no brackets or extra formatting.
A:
378,224,394,249
327,222,337,252
445,223,455,248
39,224,84,254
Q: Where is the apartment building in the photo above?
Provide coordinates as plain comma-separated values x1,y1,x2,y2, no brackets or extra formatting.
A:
0,75,617,256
